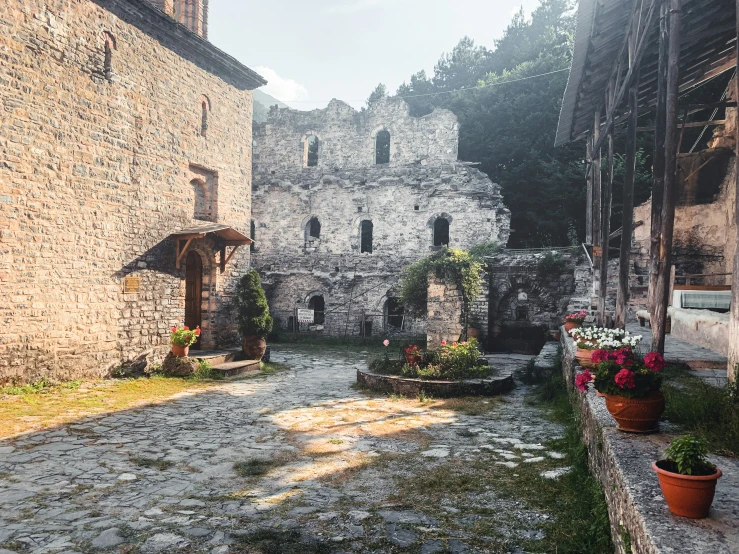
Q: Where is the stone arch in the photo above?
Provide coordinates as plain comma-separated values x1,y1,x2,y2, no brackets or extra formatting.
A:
181,240,218,349
360,220,373,253
200,94,211,137
302,133,320,167
428,213,453,247
371,125,393,165
102,31,116,82
304,291,326,325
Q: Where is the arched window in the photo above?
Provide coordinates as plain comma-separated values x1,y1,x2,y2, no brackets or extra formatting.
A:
308,217,321,239
308,295,325,324
250,220,256,252
433,217,450,247
304,135,319,167
360,220,373,253
200,95,210,138
376,130,390,164
102,32,116,82
386,298,404,329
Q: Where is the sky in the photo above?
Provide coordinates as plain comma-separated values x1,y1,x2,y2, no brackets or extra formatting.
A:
209,0,541,110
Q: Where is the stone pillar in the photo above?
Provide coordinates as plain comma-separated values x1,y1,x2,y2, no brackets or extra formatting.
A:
426,274,464,350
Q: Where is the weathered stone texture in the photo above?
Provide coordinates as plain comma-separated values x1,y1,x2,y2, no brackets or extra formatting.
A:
426,276,465,349
253,98,459,175
0,0,257,381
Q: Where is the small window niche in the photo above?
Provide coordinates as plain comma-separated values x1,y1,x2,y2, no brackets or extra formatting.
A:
433,217,450,247
360,220,373,254
308,295,325,325
304,135,319,167
305,217,321,250
376,129,390,164
250,220,256,252
516,305,529,321
200,95,210,138
102,32,116,83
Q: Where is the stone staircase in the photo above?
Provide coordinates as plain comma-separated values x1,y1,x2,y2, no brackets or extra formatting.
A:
194,349,261,378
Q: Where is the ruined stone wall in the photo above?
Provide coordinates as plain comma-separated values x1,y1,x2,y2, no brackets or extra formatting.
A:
0,0,256,381
253,98,459,175
426,276,465,350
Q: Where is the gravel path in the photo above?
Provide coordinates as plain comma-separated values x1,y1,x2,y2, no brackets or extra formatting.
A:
0,347,569,554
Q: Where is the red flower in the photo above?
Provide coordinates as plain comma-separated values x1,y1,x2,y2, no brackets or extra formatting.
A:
575,370,593,391
184,326,189,330
614,369,636,389
452,342,457,347
171,326,177,333
590,349,610,364
195,326,201,336
614,347,634,366
644,352,667,372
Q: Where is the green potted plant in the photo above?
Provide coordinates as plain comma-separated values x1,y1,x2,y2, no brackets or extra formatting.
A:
578,349,666,432
235,270,273,360
170,325,200,357
653,435,722,519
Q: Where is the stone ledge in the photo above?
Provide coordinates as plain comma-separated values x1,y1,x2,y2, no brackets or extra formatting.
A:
356,369,514,398
560,329,739,554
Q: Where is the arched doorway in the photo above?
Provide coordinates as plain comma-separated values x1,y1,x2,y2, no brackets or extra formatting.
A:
185,250,203,349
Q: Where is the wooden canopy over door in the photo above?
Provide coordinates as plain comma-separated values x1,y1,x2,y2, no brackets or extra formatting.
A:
185,250,203,350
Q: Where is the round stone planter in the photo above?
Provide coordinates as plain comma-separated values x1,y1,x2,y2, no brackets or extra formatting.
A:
356,369,514,398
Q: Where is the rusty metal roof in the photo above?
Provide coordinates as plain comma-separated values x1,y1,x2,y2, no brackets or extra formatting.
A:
556,0,737,147
169,222,253,244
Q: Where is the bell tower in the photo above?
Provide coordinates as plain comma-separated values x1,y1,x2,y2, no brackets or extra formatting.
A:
148,0,209,39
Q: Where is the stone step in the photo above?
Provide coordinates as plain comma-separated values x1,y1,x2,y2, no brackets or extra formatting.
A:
193,349,241,366
213,359,261,378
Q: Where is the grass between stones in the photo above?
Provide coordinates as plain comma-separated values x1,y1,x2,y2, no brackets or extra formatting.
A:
232,529,332,554
661,365,739,457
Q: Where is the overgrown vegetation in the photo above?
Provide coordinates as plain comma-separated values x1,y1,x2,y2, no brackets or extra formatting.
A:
0,378,81,396
399,246,487,318
661,365,739,457
232,529,331,554
131,457,173,471
191,359,223,381
234,458,277,477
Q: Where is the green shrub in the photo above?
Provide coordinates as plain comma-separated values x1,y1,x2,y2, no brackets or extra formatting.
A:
191,360,222,381
664,435,716,476
235,270,273,337
372,338,488,380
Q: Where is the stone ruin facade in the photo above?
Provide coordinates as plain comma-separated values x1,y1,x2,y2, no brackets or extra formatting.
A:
251,98,511,338
0,0,263,382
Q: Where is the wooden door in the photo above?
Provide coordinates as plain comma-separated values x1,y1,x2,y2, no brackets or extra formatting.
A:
185,250,203,349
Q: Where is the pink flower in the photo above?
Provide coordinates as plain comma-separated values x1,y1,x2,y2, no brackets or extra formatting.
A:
383,339,390,347
614,369,636,389
614,347,634,366
590,349,610,364
441,340,447,346
575,370,593,391
644,352,666,372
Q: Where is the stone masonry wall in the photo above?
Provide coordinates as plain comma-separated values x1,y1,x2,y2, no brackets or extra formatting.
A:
426,275,465,350
251,161,511,338
0,0,256,382
253,97,459,175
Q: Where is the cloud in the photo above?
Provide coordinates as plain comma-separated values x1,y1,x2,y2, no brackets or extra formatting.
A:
323,0,395,15
255,66,309,104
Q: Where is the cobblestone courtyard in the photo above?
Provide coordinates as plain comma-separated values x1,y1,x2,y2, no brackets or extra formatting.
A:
0,348,573,554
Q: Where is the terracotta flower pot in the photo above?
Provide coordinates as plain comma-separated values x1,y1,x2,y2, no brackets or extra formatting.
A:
575,348,597,369
604,390,665,433
243,335,267,360
652,461,722,519
171,344,189,358
405,354,422,366
564,321,581,333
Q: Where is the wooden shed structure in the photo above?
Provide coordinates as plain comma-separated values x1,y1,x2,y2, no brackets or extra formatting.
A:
556,0,739,380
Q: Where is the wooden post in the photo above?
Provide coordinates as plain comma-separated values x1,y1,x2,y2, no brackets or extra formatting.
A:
728,0,739,384
616,81,640,329
593,110,602,252
294,306,298,338
648,0,669,315
599,126,614,326
652,0,681,354
586,135,594,245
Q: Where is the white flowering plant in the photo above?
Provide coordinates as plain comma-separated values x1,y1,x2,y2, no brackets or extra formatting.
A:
570,326,642,350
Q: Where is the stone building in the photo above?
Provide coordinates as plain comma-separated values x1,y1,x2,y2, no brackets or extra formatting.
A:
251,98,511,338
0,0,264,382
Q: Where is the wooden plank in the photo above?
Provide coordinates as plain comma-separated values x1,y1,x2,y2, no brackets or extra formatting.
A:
673,285,733,291
593,110,602,252
638,119,726,131
616,80,640,329
219,246,226,273
176,237,194,269
598,124,614,326
652,0,682,354
729,0,739,384
649,0,669,316
586,135,593,244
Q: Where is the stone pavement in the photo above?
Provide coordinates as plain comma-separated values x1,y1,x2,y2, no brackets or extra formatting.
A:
0,348,569,553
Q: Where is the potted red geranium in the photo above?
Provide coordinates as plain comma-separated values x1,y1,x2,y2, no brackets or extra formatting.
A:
170,325,200,357
577,349,667,433
564,310,587,332
404,344,423,366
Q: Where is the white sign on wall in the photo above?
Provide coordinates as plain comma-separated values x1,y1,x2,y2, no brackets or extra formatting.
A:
297,309,315,323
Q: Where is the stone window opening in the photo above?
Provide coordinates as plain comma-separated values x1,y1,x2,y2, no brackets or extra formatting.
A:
304,135,319,167
308,295,325,325
305,217,321,250
433,217,450,247
385,297,405,330
376,130,390,164
200,95,210,138
516,305,529,321
102,32,116,82
191,178,213,221
250,220,256,252
360,220,373,254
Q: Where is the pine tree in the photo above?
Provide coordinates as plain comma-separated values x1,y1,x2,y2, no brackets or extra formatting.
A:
235,270,273,336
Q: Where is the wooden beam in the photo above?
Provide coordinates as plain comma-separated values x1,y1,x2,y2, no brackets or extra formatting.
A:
638,119,726,132
176,237,194,269
599,126,615,327
593,110,602,254
173,233,206,240
224,245,240,267
586,135,593,245
728,0,739,384
617,80,640,329
648,0,669,316
219,246,226,273
652,0,682,354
